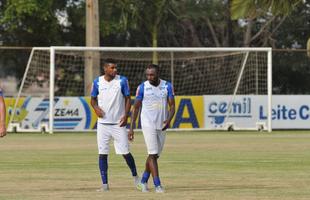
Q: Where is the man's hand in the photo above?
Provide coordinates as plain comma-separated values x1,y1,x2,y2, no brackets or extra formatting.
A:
0,124,6,138
128,129,134,141
162,120,170,131
94,107,105,118
119,115,128,127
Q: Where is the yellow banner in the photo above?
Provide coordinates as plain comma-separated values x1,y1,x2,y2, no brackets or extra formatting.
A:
172,96,204,128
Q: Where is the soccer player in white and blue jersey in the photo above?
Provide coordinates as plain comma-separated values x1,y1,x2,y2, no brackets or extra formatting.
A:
90,59,139,191
129,64,175,193
0,87,6,138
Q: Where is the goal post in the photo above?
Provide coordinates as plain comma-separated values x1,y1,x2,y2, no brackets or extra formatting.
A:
49,47,55,134
9,46,272,133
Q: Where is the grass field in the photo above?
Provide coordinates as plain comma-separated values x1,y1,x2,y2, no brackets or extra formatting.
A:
1,131,310,200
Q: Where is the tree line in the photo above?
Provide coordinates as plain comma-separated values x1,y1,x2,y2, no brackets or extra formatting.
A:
0,0,308,48
0,0,310,94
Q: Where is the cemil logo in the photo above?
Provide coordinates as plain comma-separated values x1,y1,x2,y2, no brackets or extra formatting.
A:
208,97,252,127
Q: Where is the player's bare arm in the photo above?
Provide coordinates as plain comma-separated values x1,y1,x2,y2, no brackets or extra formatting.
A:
120,96,131,127
0,96,6,137
90,96,105,118
128,100,142,141
162,97,175,131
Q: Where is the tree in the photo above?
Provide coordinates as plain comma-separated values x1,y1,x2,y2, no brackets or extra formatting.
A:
135,0,177,62
98,0,178,62
62,0,85,46
272,2,310,94
230,0,303,47
174,0,235,47
0,0,66,46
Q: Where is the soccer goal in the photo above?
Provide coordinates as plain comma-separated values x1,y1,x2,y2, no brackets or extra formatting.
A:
8,47,272,133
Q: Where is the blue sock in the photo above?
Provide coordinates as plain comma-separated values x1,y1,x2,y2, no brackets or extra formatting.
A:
99,154,108,184
153,176,161,187
141,171,150,183
123,153,137,176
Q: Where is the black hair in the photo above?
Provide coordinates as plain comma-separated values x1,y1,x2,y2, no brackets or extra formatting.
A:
104,58,117,66
146,64,159,73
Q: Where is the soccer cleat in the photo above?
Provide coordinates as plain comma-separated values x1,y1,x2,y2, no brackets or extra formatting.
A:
136,182,149,192
155,185,165,193
96,184,109,192
134,175,141,187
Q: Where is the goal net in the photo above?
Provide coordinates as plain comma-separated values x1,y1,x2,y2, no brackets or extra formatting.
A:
8,47,272,133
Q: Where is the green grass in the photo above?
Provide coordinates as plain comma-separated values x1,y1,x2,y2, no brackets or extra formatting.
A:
1,131,310,200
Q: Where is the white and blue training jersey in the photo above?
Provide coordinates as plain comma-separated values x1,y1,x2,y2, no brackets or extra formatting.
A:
136,79,174,130
91,75,130,124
